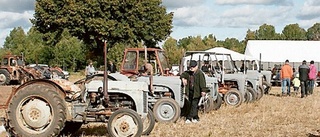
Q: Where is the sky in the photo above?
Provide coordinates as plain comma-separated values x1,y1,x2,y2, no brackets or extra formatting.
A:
0,0,320,47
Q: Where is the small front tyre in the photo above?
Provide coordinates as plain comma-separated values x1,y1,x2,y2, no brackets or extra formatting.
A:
107,109,143,137
224,89,243,107
153,98,181,123
0,69,10,85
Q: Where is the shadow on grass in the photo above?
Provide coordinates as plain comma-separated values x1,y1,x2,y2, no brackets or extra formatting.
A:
308,133,320,137
266,92,301,98
266,93,283,97
307,129,320,137
61,124,109,137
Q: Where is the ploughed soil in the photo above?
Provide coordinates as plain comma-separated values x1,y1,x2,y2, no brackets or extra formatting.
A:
0,82,320,137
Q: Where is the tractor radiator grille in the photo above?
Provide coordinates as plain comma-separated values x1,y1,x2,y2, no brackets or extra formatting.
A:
143,91,147,113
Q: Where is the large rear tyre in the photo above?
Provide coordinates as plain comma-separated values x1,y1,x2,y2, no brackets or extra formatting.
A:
211,94,222,110
142,108,155,135
256,85,264,100
246,87,257,103
224,89,243,107
7,84,66,137
263,81,272,94
0,69,10,85
201,96,214,113
107,109,143,137
153,98,180,123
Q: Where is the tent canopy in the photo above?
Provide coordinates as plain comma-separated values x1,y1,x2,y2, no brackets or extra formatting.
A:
245,40,320,62
206,47,257,61
181,47,258,71
183,47,257,61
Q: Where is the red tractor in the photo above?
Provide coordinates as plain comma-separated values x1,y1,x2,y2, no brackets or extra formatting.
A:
0,54,41,85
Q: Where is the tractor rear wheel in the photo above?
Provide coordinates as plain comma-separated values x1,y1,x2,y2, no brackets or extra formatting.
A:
263,81,272,94
142,108,155,135
211,94,222,110
246,87,257,103
256,85,264,100
107,109,143,137
201,96,214,113
7,84,66,137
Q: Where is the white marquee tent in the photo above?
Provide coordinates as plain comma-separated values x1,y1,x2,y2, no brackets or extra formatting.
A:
245,40,320,62
206,47,257,61
245,40,320,70
183,47,257,61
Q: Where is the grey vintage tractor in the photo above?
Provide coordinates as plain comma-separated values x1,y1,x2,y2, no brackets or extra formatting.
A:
119,48,222,123
1,43,154,137
182,51,257,107
244,60,272,94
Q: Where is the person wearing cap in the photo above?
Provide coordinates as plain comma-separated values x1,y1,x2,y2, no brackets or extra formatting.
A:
180,60,207,124
308,60,317,95
299,60,310,98
280,59,293,96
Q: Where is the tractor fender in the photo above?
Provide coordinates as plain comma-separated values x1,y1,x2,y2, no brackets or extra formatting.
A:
13,79,67,99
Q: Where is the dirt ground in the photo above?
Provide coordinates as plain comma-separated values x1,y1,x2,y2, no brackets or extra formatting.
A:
1,85,320,137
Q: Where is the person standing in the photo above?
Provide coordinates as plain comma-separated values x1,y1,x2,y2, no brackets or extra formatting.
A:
85,61,96,78
308,60,317,95
299,60,310,98
107,60,117,73
292,73,300,95
180,60,207,123
280,60,293,96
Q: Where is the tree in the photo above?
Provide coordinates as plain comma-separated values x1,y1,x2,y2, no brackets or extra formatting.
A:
282,23,307,40
163,37,183,65
33,0,173,51
186,36,208,51
3,27,27,53
50,30,86,71
177,36,192,49
306,23,320,40
202,34,217,48
255,24,279,40
217,38,244,53
24,27,46,64
244,29,255,45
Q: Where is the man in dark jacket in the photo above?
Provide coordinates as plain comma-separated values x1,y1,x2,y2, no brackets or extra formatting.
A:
180,60,207,123
107,61,117,73
299,60,310,98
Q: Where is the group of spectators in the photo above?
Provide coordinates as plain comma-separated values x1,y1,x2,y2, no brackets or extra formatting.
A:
280,60,317,98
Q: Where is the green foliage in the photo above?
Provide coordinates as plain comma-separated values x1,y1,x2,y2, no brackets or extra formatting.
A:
255,24,279,40
203,34,217,48
33,0,173,48
50,30,86,71
163,37,183,65
106,43,127,70
282,24,307,40
3,27,27,53
306,23,320,40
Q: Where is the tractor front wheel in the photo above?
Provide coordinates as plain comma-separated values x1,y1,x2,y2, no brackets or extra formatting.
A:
107,109,143,137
